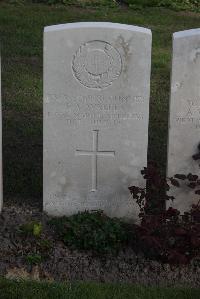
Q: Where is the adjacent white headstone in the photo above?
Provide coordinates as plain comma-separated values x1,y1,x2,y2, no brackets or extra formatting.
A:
167,29,200,213
43,22,152,221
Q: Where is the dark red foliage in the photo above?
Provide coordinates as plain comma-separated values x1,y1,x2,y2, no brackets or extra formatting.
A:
192,153,200,160
187,173,198,181
192,144,200,161
167,250,189,265
165,207,180,218
191,204,200,222
132,207,200,264
170,178,180,187
128,153,200,265
174,174,187,180
188,182,197,189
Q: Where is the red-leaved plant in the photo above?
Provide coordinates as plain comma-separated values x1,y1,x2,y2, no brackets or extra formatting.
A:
129,146,200,265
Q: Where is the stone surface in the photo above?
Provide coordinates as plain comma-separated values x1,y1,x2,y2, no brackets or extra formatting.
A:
167,29,200,213
43,22,152,221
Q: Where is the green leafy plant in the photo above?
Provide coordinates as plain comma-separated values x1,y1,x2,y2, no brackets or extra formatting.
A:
37,238,53,251
19,221,42,237
26,253,42,265
18,221,53,265
49,210,130,254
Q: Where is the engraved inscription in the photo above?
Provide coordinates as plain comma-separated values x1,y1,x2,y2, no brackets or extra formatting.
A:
45,94,145,104
175,99,200,129
75,130,115,191
45,93,145,127
72,40,122,89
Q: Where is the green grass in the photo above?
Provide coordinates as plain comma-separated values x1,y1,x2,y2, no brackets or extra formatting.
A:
0,278,199,299
0,2,200,203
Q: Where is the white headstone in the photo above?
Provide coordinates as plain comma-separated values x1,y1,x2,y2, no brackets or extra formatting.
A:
167,29,200,213
43,22,152,221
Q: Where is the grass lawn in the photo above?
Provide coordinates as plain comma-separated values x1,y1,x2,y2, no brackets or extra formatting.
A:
0,2,200,204
0,278,199,299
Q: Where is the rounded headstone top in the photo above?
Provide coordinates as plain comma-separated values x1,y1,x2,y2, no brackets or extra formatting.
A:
173,28,200,39
44,22,152,35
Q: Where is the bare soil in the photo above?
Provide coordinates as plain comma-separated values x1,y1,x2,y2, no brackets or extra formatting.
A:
0,204,199,286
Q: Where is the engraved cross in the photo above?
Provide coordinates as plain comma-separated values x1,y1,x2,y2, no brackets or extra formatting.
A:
91,54,100,74
75,130,115,192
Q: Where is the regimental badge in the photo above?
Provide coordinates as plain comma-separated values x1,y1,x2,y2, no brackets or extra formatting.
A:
72,40,122,89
